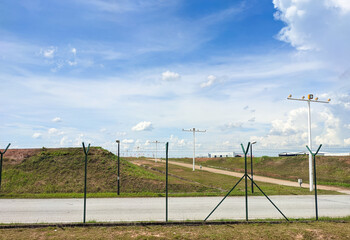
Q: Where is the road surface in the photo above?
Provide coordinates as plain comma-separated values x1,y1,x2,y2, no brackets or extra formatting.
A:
0,195,349,223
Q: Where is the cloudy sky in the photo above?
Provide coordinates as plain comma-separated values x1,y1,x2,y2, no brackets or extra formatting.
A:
1,0,350,156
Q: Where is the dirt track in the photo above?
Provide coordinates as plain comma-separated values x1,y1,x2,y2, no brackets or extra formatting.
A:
146,159,350,195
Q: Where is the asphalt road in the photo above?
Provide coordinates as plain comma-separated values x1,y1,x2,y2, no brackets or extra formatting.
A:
0,195,349,223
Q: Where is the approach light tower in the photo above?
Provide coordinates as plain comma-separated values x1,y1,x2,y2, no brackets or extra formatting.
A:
151,140,165,162
182,128,206,171
287,94,330,191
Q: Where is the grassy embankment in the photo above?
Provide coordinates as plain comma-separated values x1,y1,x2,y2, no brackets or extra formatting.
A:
0,147,340,198
1,219,350,239
131,159,339,196
170,155,350,188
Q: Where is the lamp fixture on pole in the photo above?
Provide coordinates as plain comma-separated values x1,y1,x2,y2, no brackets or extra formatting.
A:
287,94,330,191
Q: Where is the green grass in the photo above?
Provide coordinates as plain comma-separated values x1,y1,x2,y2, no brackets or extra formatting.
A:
0,148,249,198
134,160,340,196
170,155,350,188
1,220,350,239
0,148,343,198
1,147,204,197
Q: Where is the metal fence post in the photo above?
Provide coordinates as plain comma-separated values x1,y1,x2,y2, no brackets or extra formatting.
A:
241,142,251,221
165,142,169,222
116,140,120,195
82,142,90,224
306,144,322,221
0,143,11,190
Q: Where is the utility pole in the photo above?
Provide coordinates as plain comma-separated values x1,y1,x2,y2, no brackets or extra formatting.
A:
287,94,330,191
136,146,140,158
182,128,206,171
116,140,120,195
151,141,165,162
250,141,256,193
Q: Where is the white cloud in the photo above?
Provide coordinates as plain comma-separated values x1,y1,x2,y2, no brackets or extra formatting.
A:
269,108,307,136
122,139,134,144
344,138,350,146
74,134,87,146
116,132,127,136
60,136,72,146
32,133,42,139
162,71,180,81
222,141,231,147
248,117,255,122
169,135,186,148
52,117,62,122
48,128,64,136
200,75,216,88
41,46,57,58
71,48,77,55
273,0,350,72
251,106,346,148
67,60,77,66
48,128,58,135
131,121,153,131
222,122,243,130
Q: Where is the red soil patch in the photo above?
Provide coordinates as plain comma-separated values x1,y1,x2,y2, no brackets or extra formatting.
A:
2,148,41,165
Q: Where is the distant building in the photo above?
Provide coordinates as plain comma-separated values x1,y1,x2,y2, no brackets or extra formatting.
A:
208,152,235,158
318,152,350,157
278,152,306,157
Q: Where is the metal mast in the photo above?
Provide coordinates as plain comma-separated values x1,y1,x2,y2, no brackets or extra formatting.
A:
151,141,165,162
287,94,330,191
182,128,206,171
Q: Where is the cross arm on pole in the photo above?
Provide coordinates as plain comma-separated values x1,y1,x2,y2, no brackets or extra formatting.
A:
306,144,322,156
287,97,330,104
82,142,90,155
182,129,192,132
182,129,206,133
241,142,251,155
0,143,11,154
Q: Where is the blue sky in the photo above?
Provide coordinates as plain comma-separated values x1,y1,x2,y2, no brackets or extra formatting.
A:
1,0,350,156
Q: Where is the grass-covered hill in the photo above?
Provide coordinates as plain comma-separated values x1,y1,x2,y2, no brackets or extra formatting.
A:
173,155,350,188
0,148,343,198
0,147,225,198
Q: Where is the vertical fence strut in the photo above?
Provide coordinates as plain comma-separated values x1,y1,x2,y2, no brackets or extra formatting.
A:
306,144,322,221
250,144,254,193
241,143,251,221
82,142,90,224
204,142,288,222
165,142,169,222
0,143,11,190
117,141,120,195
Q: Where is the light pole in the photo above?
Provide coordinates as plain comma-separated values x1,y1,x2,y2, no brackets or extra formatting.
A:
151,141,165,162
250,141,256,193
136,146,140,158
116,140,120,195
287,94,330,191
182,128,206,171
